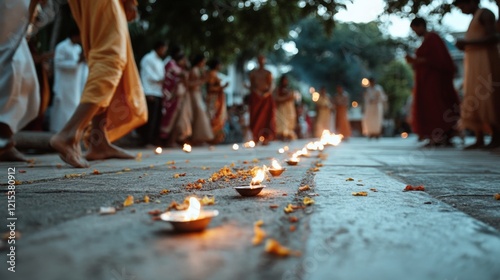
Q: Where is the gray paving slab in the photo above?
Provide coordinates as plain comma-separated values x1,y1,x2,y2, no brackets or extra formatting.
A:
0,136,499,280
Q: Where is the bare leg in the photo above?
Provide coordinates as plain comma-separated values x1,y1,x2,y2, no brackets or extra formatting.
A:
85,110,135,161
50,103,101,168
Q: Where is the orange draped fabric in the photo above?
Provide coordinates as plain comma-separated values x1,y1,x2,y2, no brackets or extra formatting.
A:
68,0,147,142
249,91,276,142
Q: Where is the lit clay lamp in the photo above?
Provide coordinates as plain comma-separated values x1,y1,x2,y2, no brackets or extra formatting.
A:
234,168,266,196
286,153,300,166
268,159,285,177
160,197,218,232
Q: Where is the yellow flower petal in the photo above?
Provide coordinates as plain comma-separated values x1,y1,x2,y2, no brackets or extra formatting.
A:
303,197,315,206
123,195,134,207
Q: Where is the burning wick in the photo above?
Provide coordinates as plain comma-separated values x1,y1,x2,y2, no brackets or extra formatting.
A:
184,197,201,221
232,144,239,150
183,144,192,153
271,159,283,170
278,148,285,154
251,169,265,186
290,153,300,162
155,147,163,155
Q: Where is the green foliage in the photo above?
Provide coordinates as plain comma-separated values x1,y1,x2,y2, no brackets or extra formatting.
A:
379,60,413,119
132,0,350,63
287,17,399,103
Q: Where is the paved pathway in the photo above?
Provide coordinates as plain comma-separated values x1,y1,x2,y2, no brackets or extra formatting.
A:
1,137,499,280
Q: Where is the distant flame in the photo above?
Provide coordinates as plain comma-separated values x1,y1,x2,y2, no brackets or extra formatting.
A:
300,148,309,156
330,135,342,146
315,141,324,151
244,141,256,148
278,148,285,154
155,147,163,154
312,92,320,102
271,159,282,170
290,153,300,162
233,144,239,150
185,197,201,220
306,142,317,151
251,168,265,185
183,144,192,153
320,130,342,146
259,136,265,143
401,132,409,139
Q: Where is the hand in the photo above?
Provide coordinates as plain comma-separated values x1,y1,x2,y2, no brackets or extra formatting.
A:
123,0,138,22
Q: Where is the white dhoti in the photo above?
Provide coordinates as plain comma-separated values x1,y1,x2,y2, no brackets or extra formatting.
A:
0,0,40,133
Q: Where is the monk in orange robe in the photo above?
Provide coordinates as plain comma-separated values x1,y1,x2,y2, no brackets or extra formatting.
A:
406,17,460,147
50,0,147,168
248,55,276,144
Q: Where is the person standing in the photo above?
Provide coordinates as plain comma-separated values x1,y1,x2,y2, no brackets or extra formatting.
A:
188,54,213,144
206,58,228,144
50,28,87,133
362,78,387,139
273,75,297,141
333,85,352,140
159,49,191,146
454,0,500,149
138,41,168,146
314,86,333,138
50,0,147,168
406,17,461,147
0,0,41,161
248,54,276,144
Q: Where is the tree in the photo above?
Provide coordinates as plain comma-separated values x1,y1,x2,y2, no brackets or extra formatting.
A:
379,60,413,119
286,17,400,102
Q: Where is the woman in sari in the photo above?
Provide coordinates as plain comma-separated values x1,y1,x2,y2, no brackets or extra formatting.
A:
314,87,333,138
188,54,214,144
206,58,228,144
159,49,191,146
273,75,297,140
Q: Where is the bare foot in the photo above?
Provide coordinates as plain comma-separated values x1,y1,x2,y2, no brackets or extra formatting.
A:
0,147,28,162
85,143,135,161
50,134,89,168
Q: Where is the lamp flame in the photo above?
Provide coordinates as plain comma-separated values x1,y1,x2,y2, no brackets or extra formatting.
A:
185,197,201,220
271,159,282,170
251,168,265,185
306,142,317,151
232,144,239,150
183,144,192,153
244,141,256,148
155,147,163,154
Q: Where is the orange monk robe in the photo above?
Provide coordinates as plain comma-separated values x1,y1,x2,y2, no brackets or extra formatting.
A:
68,0,147,142
249,91,276,142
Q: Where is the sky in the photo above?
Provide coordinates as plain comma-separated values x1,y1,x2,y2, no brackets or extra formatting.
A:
334,0,499,37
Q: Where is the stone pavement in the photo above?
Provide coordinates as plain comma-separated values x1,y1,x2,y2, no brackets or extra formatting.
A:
1,136,499,280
